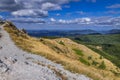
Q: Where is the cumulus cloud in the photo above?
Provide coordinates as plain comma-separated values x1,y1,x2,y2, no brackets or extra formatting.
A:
12,9,48,17
49,17,120,26
41,2,61,10
51,17,92,24
92,17,120,26
0,0,79,17
0,0,21,11
50,18,56,22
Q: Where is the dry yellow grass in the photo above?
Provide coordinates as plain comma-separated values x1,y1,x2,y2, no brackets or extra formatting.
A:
3,21,120,80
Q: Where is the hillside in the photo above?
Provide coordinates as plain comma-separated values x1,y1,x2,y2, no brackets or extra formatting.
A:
1,21,120,80
71,34,120,68
0,22,90,80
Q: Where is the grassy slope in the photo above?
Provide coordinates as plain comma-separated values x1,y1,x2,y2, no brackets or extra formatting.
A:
3,21,120,80
71,34,120,68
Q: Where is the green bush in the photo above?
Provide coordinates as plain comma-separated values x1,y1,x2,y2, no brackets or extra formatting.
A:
59,41,65,46
88,56,92,60
99,56,103,59
98,61,106,69
73,49,84,56
79,57,90,66
92,60,99,66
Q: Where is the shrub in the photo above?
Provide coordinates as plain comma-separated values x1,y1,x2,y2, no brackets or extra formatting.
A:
79,57,90,66
21,28,27,34
99,56,103,59
92,60,99,66
88,56,92,60
98,61,106,69
59,41,65,46
73,49,84,56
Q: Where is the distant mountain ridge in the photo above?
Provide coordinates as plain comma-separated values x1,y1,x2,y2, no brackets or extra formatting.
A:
108,29,120,34
27,29,120,37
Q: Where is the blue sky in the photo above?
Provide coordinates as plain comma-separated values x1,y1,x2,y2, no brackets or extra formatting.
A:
0,0,120,30
48,0,120,19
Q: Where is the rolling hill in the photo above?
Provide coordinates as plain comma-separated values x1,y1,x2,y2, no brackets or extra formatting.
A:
71,34,120,68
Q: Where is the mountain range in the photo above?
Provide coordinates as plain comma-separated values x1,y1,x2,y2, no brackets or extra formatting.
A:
27,29,120,37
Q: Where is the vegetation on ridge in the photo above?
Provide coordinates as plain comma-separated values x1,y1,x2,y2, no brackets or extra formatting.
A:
71,34,120,68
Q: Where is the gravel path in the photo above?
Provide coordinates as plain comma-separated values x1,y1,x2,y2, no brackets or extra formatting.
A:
0,25,91,80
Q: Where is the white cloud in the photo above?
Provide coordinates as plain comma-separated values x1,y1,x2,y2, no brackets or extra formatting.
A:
41,2,61,10
56,17,91,24
50,18,56,22
12,9,48,17
6,15,120,26
49,17,120,26
81,18,91,22
92,17,120,26
0,0,21,11
0,0,79,17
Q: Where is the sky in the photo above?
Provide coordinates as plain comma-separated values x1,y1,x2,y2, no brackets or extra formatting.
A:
0,0,120,30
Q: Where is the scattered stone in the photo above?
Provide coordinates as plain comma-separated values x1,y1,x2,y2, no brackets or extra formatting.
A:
0,60,3,63
0,46,2,49
0,60,9,74
12,58,17,63
24,61,29,65
0,33,2,38
4,57,7,60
